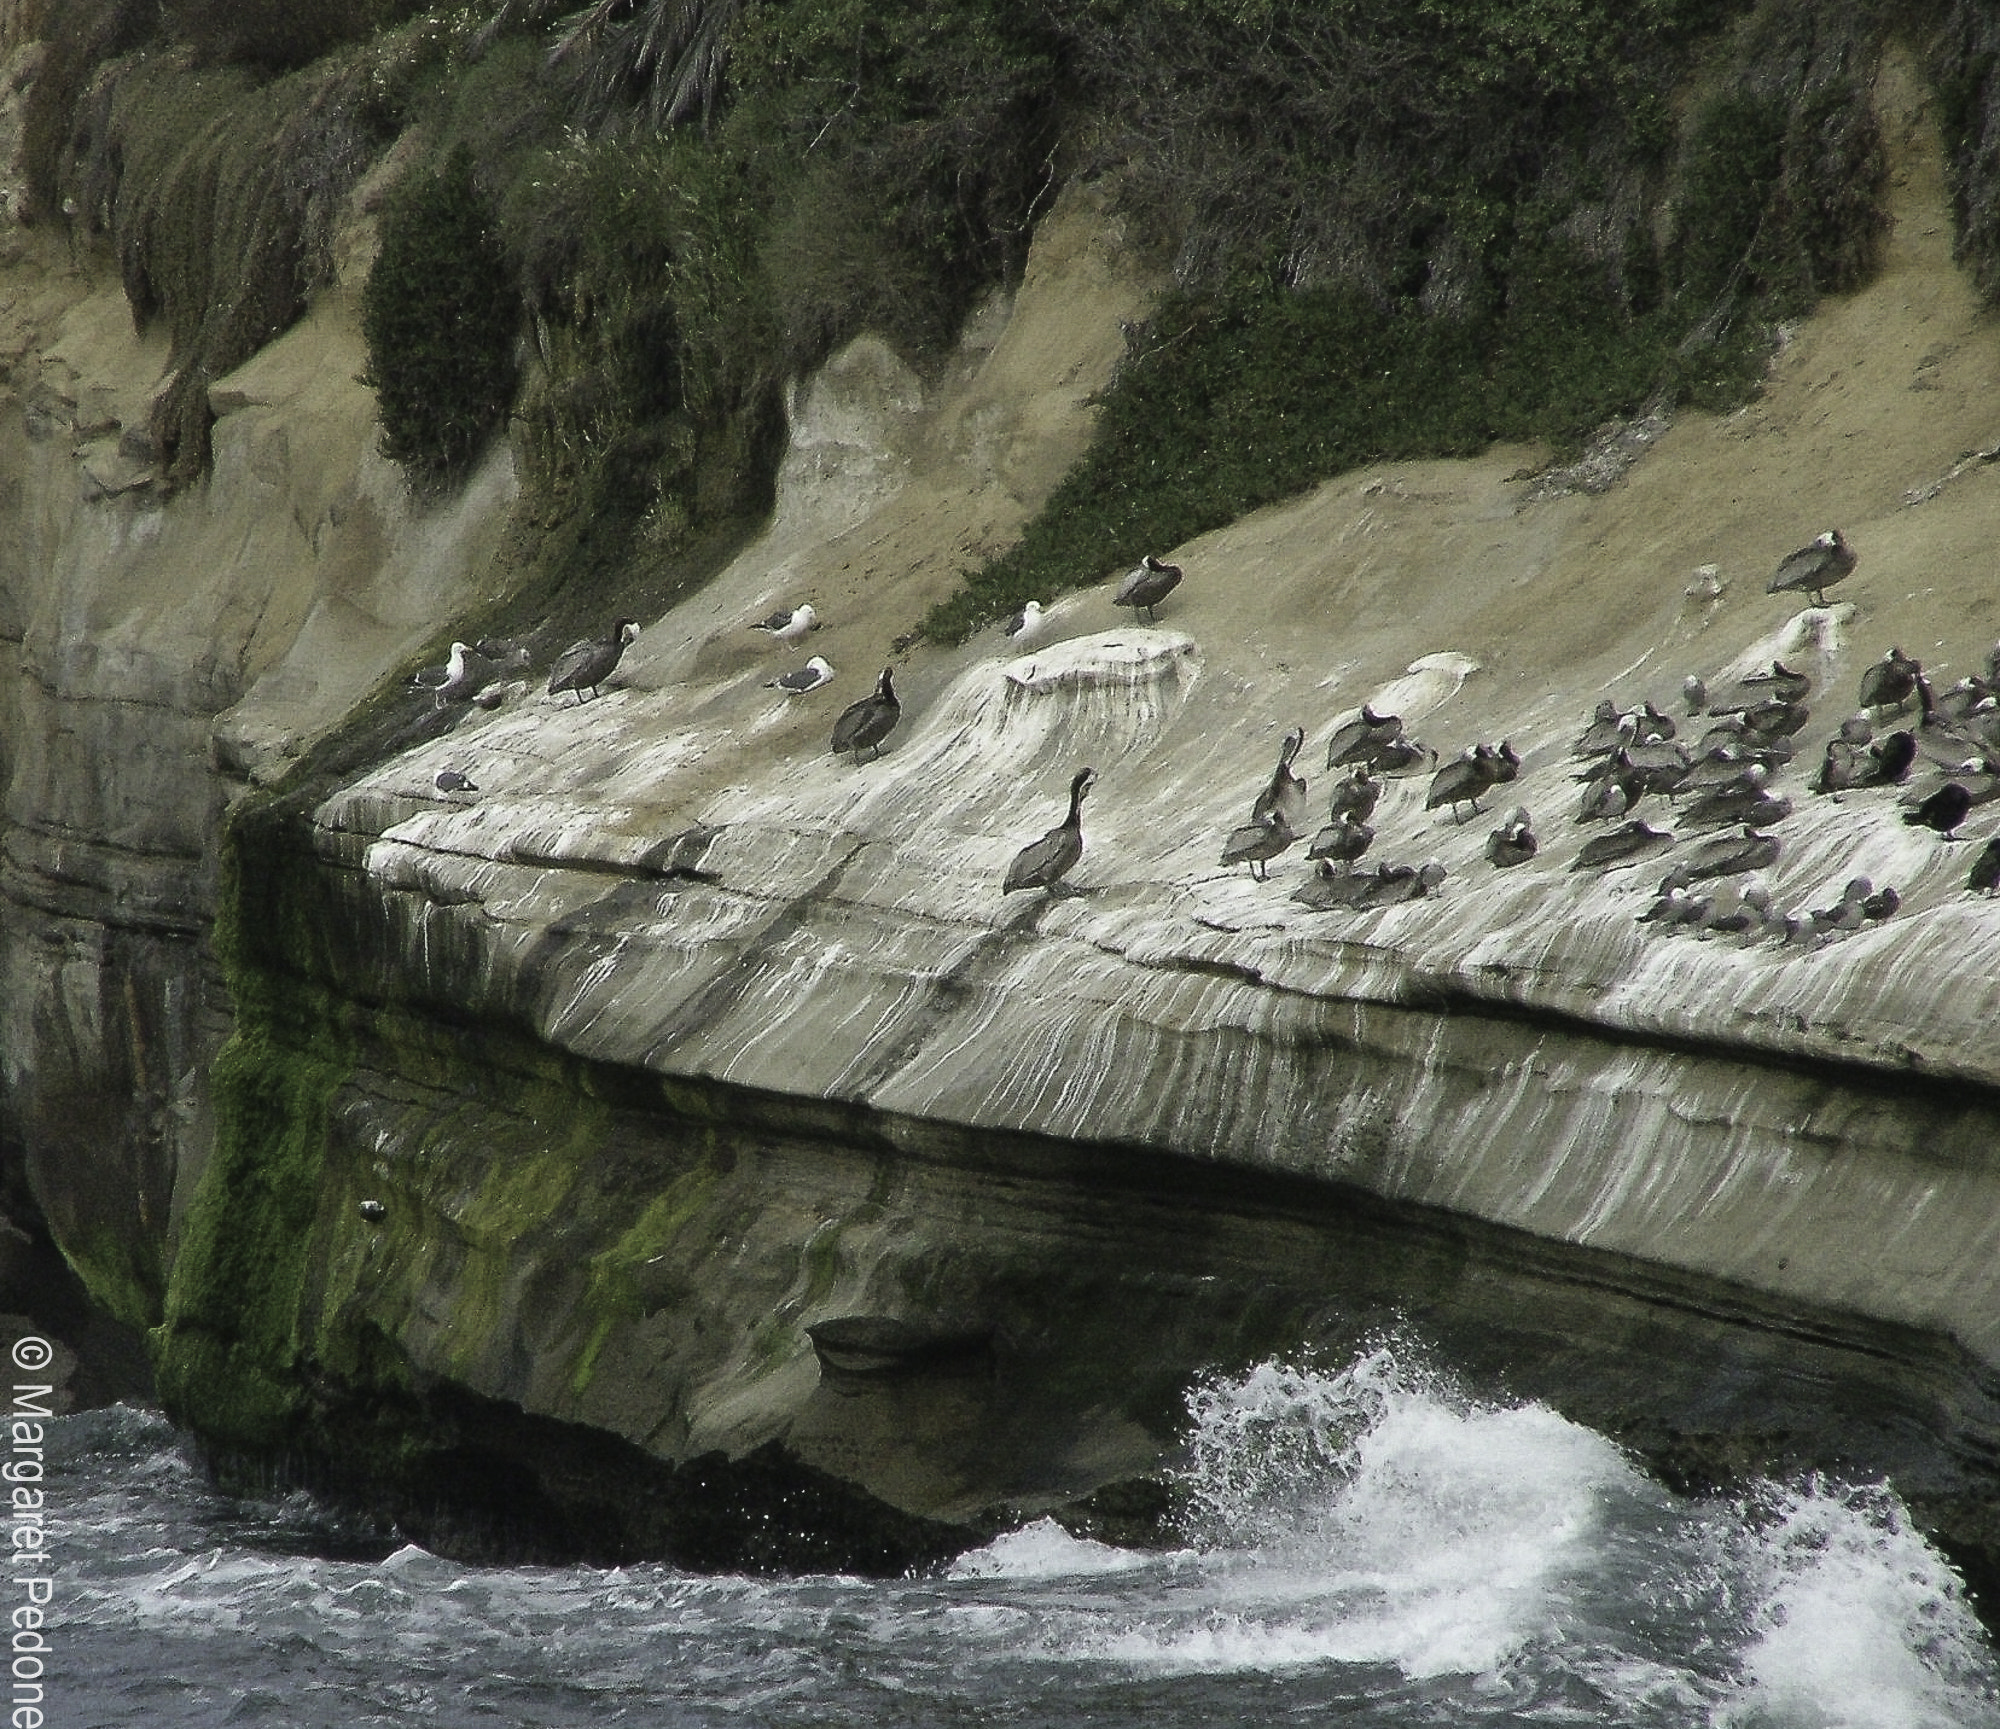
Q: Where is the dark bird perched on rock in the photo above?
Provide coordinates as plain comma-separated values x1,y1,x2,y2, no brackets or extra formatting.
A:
1361,859,1448,907
1680,766,1790,832
1639,879,1706,927
1967,832,2000,894
434,768,478,794
1862,730,1918,787
1704,661,1810,715
358,1199,386,1223
1222,811,1297,880
1571,820,1675,871
1326,766,1382,824
1806,876,1874,937
1292,859,1379,910
1573,700,1626,758
1485,807,1537,868
1427,743,1513,821
1325,705,1404,770
1632,702,1678,744
548,619,641,703
1905,781,1973,837
1252,726,1310,833
1682,825,1782,881
750,602,818,641
1859,647,1923,714
1682,675,1708,715
1307,813,1374,866
1114,553,1183,621
1863,883,1900,921
1701,879,1779,938
831,667,901,761
1577,762,1642,822
1369,735,1437,776
1810,716,1874,793
767,655,835,694
1685,740,1790,795
1767,529,1856,606
1003,767,1096,895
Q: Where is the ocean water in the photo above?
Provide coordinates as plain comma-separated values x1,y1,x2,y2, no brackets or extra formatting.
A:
51,1343,2000,1727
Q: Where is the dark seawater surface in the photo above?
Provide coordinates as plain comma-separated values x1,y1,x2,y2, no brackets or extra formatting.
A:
52,1345,2000,1727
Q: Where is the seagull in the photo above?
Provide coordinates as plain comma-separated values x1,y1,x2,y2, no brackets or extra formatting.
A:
1004,601,1046,643
766,655,835,695
750,603,818,642
434,769,478,794
1766,530,1856,607
548,619,640,703
1003,767,1096,895
831,667,900,762
408,640,484,706
1485,807,1537,868
1114,554,1183,622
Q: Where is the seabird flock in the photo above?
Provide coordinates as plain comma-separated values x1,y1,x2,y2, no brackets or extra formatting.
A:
404,532,2000,930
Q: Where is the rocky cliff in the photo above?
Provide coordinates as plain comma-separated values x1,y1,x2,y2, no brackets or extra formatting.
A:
9,35,2000,1582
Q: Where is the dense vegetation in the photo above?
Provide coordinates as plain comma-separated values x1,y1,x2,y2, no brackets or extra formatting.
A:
22,0,2000,622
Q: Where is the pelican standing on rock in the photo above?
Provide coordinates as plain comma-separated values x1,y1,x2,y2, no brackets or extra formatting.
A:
1003,768,1096,895
548,619,641,703
1766,530,1856,607
1251,726,1310,832
1222,811,1297,880
831,668,901,762
1114,554,1183,622
1326,766,1382,824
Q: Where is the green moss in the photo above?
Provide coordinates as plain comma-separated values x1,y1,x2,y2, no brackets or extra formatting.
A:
571,1162,720,1396
61,1220,167,1335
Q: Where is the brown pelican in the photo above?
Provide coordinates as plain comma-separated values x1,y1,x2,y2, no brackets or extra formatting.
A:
1806,877,1874,937
1292,859,1379,910
1679,766,1789,832
1326,766,1382,824
1114,554,1183,621
1766,530,1856,606
767,655,835,694
1858,647,1922,713
1485,808,1537,868
1222,811,1297,880
1570,820,1675,871
1368,736,1436,777
1573,700,1626,758
1307,813,1374,865
548,619,641,703
1681,825,1782,880
1003,768,1096,895
1967,832,2000,894
1360,860,1448,908
750,603,818,641
1427,745,1499,821
1905,781,1973,837
831,668,901,761
1325,706,1403,770
1252,727,1310,832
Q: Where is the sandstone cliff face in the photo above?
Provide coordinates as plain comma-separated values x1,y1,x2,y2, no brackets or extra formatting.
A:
8,42,2000,1575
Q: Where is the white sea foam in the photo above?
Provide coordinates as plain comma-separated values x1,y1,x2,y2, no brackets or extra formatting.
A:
949,1517,1156,1580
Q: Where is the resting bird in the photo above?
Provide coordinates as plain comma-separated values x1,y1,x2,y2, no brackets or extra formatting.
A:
1325,706,1403,770
434,768,478,795
1360,860,1448,907
1003,768,1096,895
1967,832,2000,895
1114,554,1183,621
1681,825,1782,880
1427,743,1514,821
1570,820,1675,872
1858,647,1922,714
1485,808,1537,868
1767,530,1856,606
831,668,901,762
750,603,818,641
1325,766,1382,825
767,655,835,695
548,619,640,703
1221,811,1297,880
1573,700,1626,758
1905,781,1973,838
1307,813,1374,866
1806,876,1874,937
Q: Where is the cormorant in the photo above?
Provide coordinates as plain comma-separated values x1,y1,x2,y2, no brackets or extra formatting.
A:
548,619,641,703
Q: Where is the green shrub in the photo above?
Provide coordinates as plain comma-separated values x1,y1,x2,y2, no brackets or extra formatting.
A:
164,0,427,71
362,145,522,481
